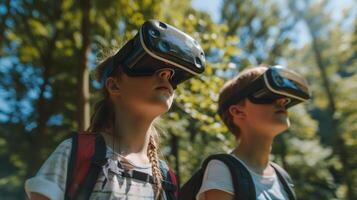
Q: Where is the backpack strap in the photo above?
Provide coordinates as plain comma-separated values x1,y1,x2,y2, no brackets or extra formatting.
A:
270,162,297,200
159,160,178,200
122,169,155,184
65,132,106,200
65,132,80,200
202,154,255,200
65,132,179,199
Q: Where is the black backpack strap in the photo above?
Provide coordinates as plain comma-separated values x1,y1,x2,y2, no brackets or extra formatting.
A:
270,162,297,200
178,163,205,200
202,154,255,200
159,160,178,200
121,169,155,184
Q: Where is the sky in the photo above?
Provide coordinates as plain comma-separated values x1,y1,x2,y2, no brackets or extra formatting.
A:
191,0,356,48
192,0,222,22
191,0,355,23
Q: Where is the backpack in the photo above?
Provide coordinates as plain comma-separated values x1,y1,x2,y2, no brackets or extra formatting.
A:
64,131,178,200
179,154,296,200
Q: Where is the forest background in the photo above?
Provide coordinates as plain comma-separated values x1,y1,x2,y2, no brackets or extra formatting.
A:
0,0,356,199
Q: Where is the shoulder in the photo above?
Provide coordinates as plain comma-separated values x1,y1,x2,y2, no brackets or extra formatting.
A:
203,159,233,183
270,162,294,183
201,153,247,186
39,138,73,169
56,138,73,152
43,138,73,164
197,159,235,198
25,138,73,200
159,159,169,169
270,162,296,193
158,159,176,183
35,138,73,174
158,160,179,199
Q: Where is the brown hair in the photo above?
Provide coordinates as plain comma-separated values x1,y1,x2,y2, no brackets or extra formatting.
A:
218,66,268,138
87,51,163,199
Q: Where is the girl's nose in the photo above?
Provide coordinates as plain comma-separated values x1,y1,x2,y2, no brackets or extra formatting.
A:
276,97,291,108
157,68,174,80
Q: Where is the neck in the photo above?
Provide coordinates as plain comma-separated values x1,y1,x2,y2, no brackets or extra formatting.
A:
102,108,156,158
233,130,274,175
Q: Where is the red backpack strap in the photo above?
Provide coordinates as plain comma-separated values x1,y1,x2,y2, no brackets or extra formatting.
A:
65,132,106,200
168,168,178,198
159,160,178,200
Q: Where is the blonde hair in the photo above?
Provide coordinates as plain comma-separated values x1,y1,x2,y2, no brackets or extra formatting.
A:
148,126,163,199
218,66,268,138
87,52,163,199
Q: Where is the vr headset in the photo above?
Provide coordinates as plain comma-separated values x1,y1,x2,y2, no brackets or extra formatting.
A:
220,65,311,113
101,19,206,88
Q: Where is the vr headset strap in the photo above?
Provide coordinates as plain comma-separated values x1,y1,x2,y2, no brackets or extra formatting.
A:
220,76,264,113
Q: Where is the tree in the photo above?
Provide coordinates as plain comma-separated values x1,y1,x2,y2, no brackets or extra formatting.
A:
1,0,354,199
77,0,91,131
0,0,125,197
286,0,357,198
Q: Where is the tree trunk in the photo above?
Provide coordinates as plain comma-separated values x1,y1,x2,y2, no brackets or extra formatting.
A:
78,0,91,131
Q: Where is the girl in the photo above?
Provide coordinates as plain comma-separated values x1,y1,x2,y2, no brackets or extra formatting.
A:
25,20,204,200
196,66,307,200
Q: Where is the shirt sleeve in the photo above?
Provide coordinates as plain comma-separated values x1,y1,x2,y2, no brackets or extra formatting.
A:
196,159,234,200
25,139,72,200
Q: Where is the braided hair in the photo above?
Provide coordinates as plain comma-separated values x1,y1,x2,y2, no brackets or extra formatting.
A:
87,52,164,199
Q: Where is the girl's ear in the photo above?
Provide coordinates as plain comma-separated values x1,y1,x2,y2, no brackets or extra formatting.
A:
229,104,246,119
106,77,120,95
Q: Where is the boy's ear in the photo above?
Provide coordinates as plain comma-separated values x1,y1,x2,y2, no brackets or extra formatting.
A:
229,104,246,119
106,77,120,95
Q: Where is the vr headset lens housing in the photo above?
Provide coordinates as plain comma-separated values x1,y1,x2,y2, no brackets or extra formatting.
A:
221,66,310,113
101,20,205,87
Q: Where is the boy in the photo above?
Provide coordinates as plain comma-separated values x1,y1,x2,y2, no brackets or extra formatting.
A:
196,66,309,200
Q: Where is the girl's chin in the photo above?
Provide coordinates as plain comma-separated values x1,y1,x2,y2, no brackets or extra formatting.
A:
157,93,173,101
155,95,174,107
148,101,173,115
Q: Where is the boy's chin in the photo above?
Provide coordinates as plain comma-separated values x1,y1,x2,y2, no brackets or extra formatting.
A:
275,123,290,135
274,116,290,128
267,120,290,136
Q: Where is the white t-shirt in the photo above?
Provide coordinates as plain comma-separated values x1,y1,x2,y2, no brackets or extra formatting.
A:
196,154,289,200
25,138,163,200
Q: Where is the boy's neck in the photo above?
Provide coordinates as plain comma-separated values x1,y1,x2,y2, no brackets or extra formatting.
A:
233,135,274,175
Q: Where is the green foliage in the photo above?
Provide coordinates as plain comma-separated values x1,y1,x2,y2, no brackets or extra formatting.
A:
284,1,357,198
0,0,355,199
